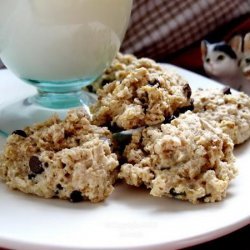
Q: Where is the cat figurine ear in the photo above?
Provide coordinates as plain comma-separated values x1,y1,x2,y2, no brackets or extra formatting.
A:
229,33,250,94
201,40,208,61
229,35,242,56
242,33,250,80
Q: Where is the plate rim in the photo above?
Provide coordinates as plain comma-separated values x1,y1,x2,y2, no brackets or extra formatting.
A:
0,66,249,250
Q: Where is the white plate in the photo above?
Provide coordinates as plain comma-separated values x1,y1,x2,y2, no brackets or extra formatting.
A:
0,65,249,250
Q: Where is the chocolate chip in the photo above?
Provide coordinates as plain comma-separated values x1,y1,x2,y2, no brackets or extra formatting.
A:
107,123,123,133
148,79,160,86
64,131,74,139
56,184,63,190
101,79,111,87
163,115,176,124
197,194,211,202
222,86,231,95
119,156,128,165
55,184,63,195
183,84,192,99
113,132,133,153
69,190,84,203
29,156,44,174
65,173,70,178
113,132,132,143
138,92,149,113
12,130,27,138
44,162,49,168
28,173,36,180
169,188,186,197
139,93,148,104
159,166,170,170
86,85,94,93
190,98,194,109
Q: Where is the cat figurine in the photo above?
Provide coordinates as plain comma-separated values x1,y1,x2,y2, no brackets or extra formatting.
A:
201,40,250,94
241,33,250,81
230,33,250,80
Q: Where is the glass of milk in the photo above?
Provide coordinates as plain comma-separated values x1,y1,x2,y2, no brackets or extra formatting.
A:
0,0,132,109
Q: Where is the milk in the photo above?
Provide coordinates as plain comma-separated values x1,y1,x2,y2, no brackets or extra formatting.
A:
0,0,132,82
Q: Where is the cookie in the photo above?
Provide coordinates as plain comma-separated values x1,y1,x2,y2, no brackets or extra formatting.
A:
118,111,237,204
91,65,193,130
85,52,162,94
192,88,250,144
0,109,119,203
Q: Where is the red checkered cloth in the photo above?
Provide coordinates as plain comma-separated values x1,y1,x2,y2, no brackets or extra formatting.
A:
121,0,250,60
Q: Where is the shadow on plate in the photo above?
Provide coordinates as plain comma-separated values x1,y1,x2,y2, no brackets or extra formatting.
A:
0,181,230,214
111,182,227,213
234,139,250,157
0,183,106,211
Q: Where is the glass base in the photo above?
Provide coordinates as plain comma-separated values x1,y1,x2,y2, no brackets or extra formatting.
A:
24,78,98,109
30,90,97,109
0,78,98,136
0,92,96,136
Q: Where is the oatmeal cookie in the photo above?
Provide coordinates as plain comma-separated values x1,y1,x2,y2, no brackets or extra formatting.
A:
118,111,237,204
192,88,250,144
0,109,119,203
85,52,162,93
91,66,193,130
